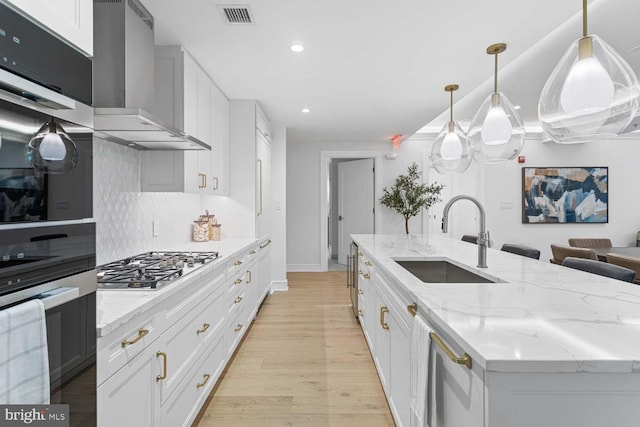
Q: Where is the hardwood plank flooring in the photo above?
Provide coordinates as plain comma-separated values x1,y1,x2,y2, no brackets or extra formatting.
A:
194,272,395,427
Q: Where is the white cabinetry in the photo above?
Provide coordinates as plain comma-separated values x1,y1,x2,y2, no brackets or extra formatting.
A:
97,241,267,427
5,0,93,56
142,46,229,194
230,100,272,238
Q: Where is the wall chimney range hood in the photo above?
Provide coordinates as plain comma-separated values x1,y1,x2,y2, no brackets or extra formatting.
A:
93,0,210,151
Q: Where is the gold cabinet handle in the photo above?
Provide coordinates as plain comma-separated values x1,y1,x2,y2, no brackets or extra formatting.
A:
259,239,272,249
430,332,472,369
358,270,363,276
234,296,243,304
358,289,363,295
257,159,263,216
363,273,370,280
365,261,372,267
121,328,149,348
234,260,243,266
198,173,206,189
196,323,210,335
156,351,167,381
380,306,389,330
407,303,417,317
246,270,252,284
203,173,207,188
234,278,243,285
196,373,211,388
358,309,363,316
234,324,243,332
358,252,364,257
212,177,219,190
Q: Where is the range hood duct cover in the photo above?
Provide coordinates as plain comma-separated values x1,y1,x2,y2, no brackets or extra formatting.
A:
93,0,209,150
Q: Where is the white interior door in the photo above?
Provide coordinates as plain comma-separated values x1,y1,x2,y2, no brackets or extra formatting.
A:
338,158,375,264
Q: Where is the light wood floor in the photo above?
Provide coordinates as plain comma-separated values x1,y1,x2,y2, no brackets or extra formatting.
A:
193,272,395,427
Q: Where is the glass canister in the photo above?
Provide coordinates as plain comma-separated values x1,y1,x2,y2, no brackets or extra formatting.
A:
211,219,221,241
192,220,209,242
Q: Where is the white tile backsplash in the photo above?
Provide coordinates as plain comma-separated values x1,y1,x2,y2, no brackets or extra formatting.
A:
94,138,210,264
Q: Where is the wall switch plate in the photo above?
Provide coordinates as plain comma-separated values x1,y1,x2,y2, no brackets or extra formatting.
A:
152,220,160,237
500,201,514,210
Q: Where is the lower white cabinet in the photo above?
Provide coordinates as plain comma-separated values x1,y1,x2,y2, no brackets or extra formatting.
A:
98,242,268,427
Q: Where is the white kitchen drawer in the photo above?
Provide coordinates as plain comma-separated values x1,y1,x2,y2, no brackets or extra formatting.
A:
225,308,248,356
226,288,246,320
97,314,160,386
158,285,225,404
159,332,226,427
226,246,258,278
226,267,246,295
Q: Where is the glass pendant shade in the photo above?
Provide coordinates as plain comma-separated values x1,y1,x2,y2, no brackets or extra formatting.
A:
431,121,471,174
27,120,78,174
469,92,525,163
539,35,640,143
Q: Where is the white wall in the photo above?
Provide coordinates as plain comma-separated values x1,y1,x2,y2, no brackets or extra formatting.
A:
286,136,438,271
475,135,640,262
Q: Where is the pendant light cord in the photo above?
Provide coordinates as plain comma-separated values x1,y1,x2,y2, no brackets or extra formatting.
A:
494,51,499,94
582,0,587,37
450,89,454,123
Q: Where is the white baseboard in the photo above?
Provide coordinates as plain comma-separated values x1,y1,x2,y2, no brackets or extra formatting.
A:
270,280,288,293
287,264,323,272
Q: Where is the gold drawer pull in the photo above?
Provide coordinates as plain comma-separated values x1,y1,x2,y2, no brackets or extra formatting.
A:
156,351,167,381
198,173,206,189
407,303,417,317
363,273,370,280
246,270,252,284
365,261,372,267
358,309,363,316
212,177,219,190
234,296,243,304
358,289,363,295
430,332,472,369
234,324,243,332
358,252,363,257
121,328,149,348
234,260,243,266
234,278,243,285
197,323,210,334
196,373,211,388
358,270,363,276
259,239,272,249
380,306,389,330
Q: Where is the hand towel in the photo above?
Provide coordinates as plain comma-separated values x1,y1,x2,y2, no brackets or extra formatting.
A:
410,313,433,427
0,299,50,404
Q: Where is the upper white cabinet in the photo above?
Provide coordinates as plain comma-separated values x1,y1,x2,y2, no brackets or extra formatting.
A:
141,46,229,194
229,100,272,238
4,0,93,56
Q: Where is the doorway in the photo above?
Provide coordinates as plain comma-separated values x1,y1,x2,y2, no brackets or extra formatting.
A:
323,154,376,272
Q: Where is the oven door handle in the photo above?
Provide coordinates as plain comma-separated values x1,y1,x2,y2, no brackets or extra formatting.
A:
0,68,76,110
37,287,80,310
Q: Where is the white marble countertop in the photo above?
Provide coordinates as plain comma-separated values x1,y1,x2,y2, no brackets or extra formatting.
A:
96,238,258,338
352,234,640,374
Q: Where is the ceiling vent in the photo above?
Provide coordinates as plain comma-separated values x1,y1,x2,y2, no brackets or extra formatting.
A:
217,4,255,24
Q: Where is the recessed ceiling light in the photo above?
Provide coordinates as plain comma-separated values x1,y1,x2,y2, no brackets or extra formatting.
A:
290,44,305,53
301,108,310,113
514,105,522,110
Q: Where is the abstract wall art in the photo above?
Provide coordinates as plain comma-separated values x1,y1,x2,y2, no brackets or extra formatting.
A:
522,167,608,224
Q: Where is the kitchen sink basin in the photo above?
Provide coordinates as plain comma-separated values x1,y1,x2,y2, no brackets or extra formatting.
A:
395,260,499,283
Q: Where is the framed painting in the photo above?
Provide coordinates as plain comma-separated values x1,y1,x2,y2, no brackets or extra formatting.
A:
522,167,608,224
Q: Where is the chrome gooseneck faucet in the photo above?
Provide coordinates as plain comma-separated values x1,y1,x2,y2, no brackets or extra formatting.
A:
441,195,490,268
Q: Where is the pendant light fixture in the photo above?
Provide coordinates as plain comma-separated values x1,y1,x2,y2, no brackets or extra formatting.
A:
431,84,471,174
538,0,640,143
468,43,524,163
27,117,78,174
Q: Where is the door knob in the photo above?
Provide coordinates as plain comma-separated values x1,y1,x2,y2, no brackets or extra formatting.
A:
338,215,343,221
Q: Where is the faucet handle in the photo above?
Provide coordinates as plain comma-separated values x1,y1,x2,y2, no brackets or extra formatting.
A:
486,231,493,248
477,231,493,248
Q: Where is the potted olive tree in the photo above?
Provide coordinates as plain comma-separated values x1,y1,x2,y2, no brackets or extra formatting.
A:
380,162,444,234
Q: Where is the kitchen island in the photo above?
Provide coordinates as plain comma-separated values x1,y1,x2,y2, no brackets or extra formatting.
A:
352,234,640,427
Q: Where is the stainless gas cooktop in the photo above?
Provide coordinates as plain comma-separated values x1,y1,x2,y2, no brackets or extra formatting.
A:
96,251,220,290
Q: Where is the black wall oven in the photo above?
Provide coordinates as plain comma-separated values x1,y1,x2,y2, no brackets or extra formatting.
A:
0,2,96,425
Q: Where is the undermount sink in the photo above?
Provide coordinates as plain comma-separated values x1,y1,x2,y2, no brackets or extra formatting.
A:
395,260,500,284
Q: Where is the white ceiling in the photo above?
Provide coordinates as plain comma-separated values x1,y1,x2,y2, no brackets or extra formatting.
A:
142,0,640,144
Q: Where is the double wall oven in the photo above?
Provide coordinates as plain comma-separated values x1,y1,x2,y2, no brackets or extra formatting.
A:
0,2,96,425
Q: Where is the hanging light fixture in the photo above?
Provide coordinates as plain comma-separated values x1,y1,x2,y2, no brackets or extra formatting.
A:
431,84,471,174
538,0,640,143
27,117,78,174
468,43,524,163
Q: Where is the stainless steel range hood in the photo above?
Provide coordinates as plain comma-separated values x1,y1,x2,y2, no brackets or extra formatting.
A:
92,0,209,151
